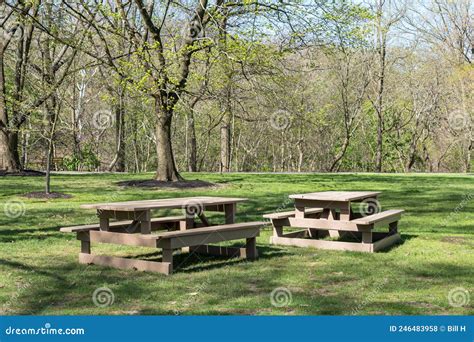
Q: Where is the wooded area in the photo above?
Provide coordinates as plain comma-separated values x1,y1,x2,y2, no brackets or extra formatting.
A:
0,0,472,181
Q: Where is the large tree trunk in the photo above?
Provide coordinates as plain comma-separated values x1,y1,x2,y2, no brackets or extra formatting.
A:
155,100,181,181
0,131,21,171
0,45,21,171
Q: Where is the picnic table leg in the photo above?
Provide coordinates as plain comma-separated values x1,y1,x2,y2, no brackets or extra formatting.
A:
224,203,236,224
272,222,283,237
245,237,258,260
78,231,91,254
139,210,151,235
340,203,351,221
162,248,174,274
294,205,305,219
389,222,398,234
321,208,341,238
179,211,195,253
99,217,109,231
362,231,372,244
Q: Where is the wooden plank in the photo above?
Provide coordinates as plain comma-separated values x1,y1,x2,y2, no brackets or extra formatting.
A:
80,196,248,211
373,233,401,252
156,221,266,239
289,191,381,202
78,231,159,248
352,210,404,226
60,216,186,233
163,227,261,249
293,199,349,210
270,236,373,252
288,217,370,231
263,208,323,220
98,210,150,220
78,253,172,275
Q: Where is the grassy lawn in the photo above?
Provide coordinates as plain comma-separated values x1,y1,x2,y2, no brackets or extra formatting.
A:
0,172,473,315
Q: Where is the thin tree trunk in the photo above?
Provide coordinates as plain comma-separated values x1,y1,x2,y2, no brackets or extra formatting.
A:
466,138,473,172
108,87,126,172
220,112,231,172
374,1,386,173
218,14,232,173
155,99,181,181
329,133,350,172
187,110,197,172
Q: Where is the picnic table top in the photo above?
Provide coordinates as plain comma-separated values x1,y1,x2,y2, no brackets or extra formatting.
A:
80,196,248,211
289,191,381,202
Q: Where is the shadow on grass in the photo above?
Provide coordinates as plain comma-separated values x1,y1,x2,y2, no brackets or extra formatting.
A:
0,226,63,243
130,244,290,274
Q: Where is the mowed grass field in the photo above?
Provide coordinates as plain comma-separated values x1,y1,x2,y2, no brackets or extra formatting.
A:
0,172,473,315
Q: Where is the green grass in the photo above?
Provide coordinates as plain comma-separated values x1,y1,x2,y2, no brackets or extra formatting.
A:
0,172,473,315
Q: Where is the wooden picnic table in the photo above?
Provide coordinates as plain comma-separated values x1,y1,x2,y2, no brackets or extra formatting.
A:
80,196,248,234
62,196,265,275
290,191,381,221
265,191,404,253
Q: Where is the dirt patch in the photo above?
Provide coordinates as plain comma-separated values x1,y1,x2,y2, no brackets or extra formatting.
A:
116,179,217,189
22,192,73,199
441,236,472,245
0,169,44,177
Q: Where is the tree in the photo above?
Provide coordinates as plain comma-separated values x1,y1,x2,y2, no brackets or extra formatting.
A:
369,0,405,172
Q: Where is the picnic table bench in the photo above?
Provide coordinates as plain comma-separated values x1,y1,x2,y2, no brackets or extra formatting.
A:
264,191,404,253
61,196,265,275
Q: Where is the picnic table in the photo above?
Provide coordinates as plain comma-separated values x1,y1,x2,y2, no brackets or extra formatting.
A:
80,196,248,234
61,196,265,275
264,191,404,253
